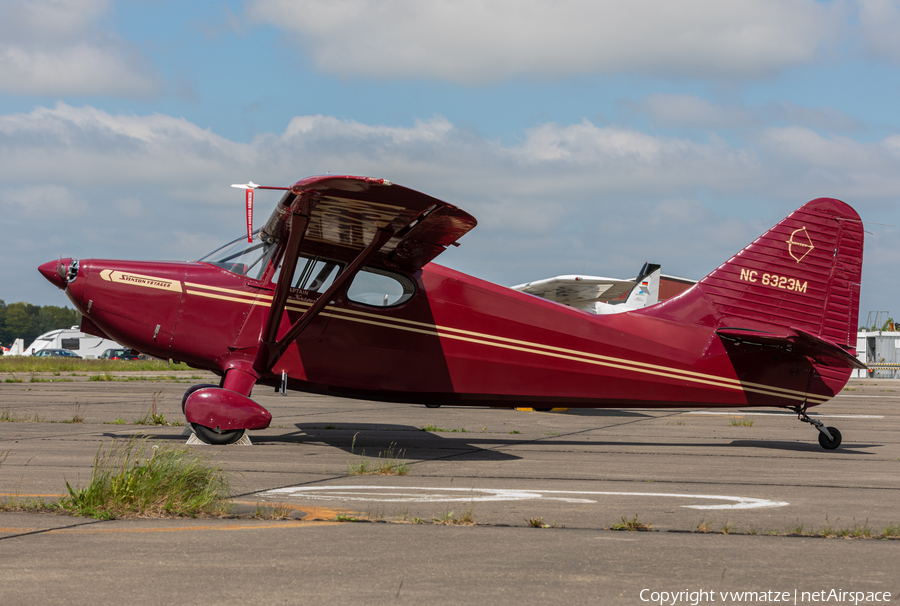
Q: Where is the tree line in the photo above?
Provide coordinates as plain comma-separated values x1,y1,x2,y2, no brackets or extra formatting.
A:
0,300,81,347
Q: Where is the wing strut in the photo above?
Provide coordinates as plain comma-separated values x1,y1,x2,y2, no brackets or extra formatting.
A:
254,221,397,373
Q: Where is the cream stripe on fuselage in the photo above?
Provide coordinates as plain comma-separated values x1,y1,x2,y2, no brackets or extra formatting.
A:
182,286,831,404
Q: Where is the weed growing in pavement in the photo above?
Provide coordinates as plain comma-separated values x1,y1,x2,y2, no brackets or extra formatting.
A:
68,401,86,424
347,442,409,476
696,519,714,533
58,436,229,519
610,514,653,531
433,506,475,526
420,424,444,432
729,416,754,427
692,516,900,539
251,503,292,520
526,517,550,528
0,409,45,423
133,391,182,426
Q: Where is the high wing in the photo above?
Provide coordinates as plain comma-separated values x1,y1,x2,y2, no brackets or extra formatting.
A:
254,175,476,371
259,175,476,271
511,275,638,310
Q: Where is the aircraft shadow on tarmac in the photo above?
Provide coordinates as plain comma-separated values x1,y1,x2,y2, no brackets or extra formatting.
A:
122,427,879,457
726,440,878,454
281,423,522,461
554,409,653,417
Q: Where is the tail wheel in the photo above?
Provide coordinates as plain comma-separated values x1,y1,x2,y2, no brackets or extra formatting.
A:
818,426,842,450
191,423,245,445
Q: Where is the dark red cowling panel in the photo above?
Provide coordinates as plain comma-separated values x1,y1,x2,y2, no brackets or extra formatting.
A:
183,388,271,431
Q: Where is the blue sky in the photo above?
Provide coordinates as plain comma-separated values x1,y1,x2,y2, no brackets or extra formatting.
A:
2,0,900,326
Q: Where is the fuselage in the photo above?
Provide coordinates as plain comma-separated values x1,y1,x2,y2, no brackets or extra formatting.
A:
47,254,844,410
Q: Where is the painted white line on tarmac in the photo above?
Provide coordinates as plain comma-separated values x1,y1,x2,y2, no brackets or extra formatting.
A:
259,486,788,510
836,395,899,398
685,411,883,418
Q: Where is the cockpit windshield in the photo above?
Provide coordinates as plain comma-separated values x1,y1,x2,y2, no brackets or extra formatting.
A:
197,231,279,280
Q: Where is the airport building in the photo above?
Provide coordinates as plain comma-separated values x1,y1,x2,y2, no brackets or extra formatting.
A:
855,331,900,378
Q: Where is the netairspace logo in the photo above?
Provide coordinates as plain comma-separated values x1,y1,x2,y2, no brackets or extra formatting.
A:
639,589,891,605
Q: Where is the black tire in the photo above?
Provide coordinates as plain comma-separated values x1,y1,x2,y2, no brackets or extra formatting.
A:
191,423,245,445
182,384,218,413
818,426,842,450
533,408,552,412
425,404,442,408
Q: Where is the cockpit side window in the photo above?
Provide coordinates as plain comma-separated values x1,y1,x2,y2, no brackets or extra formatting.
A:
198,232,278,281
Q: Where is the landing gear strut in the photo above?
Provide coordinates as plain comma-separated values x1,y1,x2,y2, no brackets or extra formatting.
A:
790,402,841,450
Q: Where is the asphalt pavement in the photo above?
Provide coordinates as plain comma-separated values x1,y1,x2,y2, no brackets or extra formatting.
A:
0,371,897,604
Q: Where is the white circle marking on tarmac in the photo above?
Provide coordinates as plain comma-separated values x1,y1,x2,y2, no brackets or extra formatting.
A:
259,486,788,510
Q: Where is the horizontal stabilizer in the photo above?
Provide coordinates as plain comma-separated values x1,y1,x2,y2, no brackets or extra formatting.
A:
716,327,867,370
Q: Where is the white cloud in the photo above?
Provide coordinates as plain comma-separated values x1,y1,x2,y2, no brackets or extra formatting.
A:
629,94,863,133
5,103,900,313
856,0,900,64
247,0,845,83
0,0,161,97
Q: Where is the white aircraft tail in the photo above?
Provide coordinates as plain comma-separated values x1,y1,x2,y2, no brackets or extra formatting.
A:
6,338,25,356
595,263,661,315
622,263,660,308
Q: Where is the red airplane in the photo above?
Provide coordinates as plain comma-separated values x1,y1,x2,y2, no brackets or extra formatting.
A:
38,175,865,449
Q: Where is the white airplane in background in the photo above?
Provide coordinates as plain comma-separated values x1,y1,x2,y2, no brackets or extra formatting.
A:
512,263,662,314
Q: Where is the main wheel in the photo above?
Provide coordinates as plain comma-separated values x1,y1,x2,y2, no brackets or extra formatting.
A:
425,404,441,408
818,426,842,450
191,423,245,445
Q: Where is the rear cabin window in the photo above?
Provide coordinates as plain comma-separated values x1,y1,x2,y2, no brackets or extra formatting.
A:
347,268,415,307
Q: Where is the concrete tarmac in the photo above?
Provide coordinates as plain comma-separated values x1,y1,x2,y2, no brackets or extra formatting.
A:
0,372,898,604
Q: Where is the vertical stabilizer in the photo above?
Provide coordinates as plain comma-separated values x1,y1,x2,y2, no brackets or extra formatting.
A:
623,263,661,309
663,198,864,350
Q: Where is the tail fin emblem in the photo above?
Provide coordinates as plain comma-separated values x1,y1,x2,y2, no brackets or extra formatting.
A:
787,226,815,263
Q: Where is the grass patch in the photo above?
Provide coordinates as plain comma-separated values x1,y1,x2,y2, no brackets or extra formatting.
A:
0,358,190,374
1,409,45,423
88,373,115,382
692,517,900,539
58,436,229,519
433,507,476,526
729,416,754,427
420,424,445,432
133,391,183,426
251,503,292,520
610,514,653,531
347,441,409,476
0,496,59,513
